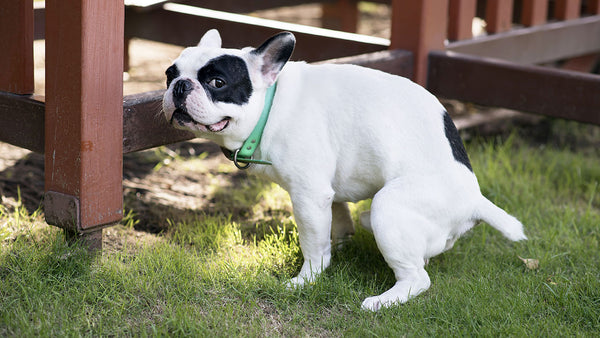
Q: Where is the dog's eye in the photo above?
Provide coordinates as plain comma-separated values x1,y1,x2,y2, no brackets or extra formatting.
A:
208,78,226,89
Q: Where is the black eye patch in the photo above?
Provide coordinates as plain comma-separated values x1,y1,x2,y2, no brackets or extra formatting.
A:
197,55,253,105
165,64,180,88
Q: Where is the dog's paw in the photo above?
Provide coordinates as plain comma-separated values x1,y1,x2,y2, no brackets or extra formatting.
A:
285,276,309,289
361,296,384,312
361,294,406,312
361,278,430,311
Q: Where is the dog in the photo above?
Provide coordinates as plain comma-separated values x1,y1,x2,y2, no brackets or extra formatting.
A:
162,29,527,311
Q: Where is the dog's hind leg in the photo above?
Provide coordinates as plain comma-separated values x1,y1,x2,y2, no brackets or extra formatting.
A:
331,202,355,249
360,181,435,311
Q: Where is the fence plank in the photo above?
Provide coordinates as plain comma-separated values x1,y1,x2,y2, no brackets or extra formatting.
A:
389,0,448,85
555,0,582,20
485,0,514,33
447,15,600,64
0,93,44,153
315,49,413,78
0,0,34,94
522,0,548,26
428,51,600,125
448,0,477,41
125,4,388,63
168,0,336,13
588,0,600,14
123,90,194,154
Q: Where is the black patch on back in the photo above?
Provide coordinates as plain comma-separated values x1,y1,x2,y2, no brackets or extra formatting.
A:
165,64,179,88
197,55,253,105
443,111,473,172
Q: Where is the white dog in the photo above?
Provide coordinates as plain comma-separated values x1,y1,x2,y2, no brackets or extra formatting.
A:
162,30,527,311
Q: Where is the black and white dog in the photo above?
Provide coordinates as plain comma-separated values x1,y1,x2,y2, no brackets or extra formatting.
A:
162,30,526,311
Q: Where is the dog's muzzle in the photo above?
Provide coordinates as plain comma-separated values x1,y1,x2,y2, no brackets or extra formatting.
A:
170,79,195,126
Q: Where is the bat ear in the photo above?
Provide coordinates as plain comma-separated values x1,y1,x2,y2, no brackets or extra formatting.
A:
251,32,295,86
197,29,222,49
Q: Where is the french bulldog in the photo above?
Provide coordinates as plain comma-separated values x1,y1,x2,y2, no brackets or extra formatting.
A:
162,29,527,311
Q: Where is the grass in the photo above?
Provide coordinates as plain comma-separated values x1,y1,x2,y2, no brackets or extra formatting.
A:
1,119,599,336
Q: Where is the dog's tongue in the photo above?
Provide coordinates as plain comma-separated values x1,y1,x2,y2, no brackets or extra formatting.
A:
207,119,229,132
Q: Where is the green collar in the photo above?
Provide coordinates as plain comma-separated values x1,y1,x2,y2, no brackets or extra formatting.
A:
223,82,276,169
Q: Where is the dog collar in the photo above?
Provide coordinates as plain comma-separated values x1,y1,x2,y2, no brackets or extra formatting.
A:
222,82,276,169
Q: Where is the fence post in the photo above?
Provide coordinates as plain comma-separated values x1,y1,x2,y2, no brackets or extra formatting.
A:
588,0,600,14
390,0,448,85
44,0,124,250
522,0,549,26
486,0,514,33
0,0,34,94
555,0,582,20
448,0,476,41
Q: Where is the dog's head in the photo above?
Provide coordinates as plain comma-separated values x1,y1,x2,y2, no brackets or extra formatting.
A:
162,29,295,148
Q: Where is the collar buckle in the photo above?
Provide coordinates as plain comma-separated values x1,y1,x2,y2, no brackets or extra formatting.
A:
232,148,252,170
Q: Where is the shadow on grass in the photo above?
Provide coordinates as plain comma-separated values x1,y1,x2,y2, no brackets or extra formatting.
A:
122,140,298,251
0,152,45,213
0,139,282,235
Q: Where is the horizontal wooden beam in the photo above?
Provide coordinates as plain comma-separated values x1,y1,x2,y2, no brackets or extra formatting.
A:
0,92,44,153
446,15,600,64
315,49,413,78
125,3,389,62
122,90,194,154
144,0,390,13
428,51,600,125
0,89,190,156
127,0,338,13
33,3,45,40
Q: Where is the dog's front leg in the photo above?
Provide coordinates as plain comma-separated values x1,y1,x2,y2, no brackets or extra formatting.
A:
288,192,334,287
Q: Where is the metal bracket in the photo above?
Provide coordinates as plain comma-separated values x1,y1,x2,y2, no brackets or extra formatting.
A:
44,191,80,232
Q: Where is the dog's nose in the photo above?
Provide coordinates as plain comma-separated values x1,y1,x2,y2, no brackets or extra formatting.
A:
173,79,193,98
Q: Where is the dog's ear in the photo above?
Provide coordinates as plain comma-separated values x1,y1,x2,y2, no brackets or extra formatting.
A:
198,29,222,49
251,32,295,86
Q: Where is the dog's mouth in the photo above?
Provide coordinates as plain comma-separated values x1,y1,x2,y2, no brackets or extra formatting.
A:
170,108,230,132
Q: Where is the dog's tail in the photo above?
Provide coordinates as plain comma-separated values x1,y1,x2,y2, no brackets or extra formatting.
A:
475,197,527,241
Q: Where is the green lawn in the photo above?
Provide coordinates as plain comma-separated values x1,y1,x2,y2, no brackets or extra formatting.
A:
1,119,599,336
